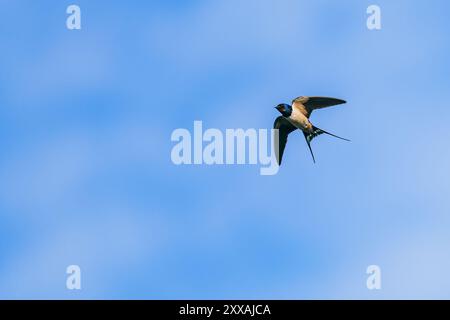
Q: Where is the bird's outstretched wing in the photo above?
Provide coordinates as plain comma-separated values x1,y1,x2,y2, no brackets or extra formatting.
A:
273,116,297,165
292,96,346,118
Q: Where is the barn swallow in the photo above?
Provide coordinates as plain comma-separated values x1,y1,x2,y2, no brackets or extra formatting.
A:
274,96,349,164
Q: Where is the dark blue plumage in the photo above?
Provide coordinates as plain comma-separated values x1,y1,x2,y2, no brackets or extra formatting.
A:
275,104,292,118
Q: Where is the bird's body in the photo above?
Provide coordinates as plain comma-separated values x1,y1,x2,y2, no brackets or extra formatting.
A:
286,103,313,133
274,96,349,164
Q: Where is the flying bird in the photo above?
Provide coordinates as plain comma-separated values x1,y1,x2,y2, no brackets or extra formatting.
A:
274,96,349,164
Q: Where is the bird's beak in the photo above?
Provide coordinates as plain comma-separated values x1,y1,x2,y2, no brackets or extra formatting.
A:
275,105,283,113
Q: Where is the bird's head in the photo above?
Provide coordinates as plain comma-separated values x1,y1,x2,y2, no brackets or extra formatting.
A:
275,103,292,117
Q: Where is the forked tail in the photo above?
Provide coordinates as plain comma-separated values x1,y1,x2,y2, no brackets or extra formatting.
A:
303,125,350,163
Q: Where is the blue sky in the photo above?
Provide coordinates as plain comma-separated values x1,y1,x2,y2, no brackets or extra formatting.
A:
1,0,450,299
